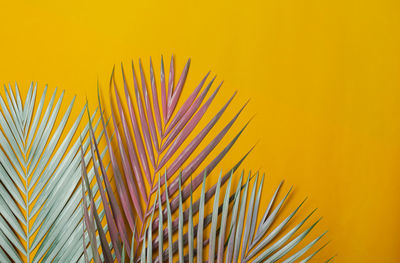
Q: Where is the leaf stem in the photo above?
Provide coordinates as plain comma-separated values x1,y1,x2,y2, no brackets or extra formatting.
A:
26,180,30,262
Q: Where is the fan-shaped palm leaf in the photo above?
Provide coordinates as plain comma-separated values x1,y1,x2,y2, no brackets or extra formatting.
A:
0,84,106,262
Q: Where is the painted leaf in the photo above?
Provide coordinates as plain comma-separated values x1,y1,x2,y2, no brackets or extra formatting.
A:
84,57,252,262
0,84,104,262
152,171,330,263
82,57,331,262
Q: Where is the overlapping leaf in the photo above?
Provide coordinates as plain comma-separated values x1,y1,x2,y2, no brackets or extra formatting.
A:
116,170,329,262
82,57,331,262
83,57,253,262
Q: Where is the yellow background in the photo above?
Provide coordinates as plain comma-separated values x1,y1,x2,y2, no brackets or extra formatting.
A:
1,0,400,262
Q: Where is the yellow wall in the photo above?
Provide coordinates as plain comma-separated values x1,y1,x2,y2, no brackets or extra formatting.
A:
1,0,400,261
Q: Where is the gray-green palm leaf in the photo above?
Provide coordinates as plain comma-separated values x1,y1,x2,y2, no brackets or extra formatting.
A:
0,84,104,262
117,171,330,262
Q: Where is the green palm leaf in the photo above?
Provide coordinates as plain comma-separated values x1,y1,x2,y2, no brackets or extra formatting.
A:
133,170,329,263
152,171,329,263
0,84,104,262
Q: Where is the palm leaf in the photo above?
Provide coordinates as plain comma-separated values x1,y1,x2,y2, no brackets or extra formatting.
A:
0,84,105,262
83,57,331,262
84,56,252,262
148,170,329,263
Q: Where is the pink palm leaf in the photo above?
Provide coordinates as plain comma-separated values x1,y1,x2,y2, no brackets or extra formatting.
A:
82,56,253,262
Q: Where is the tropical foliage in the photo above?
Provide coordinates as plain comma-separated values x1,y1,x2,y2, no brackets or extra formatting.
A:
0,84,104,262
120,171,329,263
81,57,330,262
